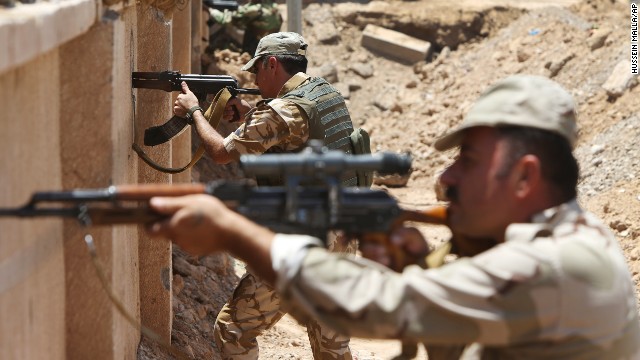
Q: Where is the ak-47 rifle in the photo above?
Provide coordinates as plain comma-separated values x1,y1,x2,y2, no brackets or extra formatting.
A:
203,0,238,11
0,142,449,269
131,70,260,146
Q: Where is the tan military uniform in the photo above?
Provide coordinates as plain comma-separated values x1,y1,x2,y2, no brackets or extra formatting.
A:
271,199,640,359
215,72,356,359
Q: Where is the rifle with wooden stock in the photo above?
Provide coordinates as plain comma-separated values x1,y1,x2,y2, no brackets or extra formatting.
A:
0,142,453,270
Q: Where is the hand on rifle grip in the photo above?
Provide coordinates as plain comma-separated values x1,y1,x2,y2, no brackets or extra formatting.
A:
224,97,246,123
232,105,241,122
359,227,430,272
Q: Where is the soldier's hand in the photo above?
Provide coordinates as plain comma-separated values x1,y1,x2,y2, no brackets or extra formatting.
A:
147,194,236,256
174,82,200,118
223,97,251,122
359,227,430,271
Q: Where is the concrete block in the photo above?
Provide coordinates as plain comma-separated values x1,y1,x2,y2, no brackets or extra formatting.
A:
361,24,431,64
0,0,95,74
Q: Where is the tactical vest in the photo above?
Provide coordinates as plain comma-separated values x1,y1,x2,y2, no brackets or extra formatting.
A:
283,77,357,186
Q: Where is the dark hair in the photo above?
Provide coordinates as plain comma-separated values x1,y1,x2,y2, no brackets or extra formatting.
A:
259,54,307,75
495,126,579,202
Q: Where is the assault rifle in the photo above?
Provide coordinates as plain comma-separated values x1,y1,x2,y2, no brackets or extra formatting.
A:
0,143,449,270
132,71,260,146
203,0,238,11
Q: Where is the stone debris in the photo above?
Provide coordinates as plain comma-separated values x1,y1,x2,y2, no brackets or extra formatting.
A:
361,24,432,64
602,60,638,99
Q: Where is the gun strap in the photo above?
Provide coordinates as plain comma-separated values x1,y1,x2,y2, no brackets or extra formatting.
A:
143,115,190,146
133,87,232,174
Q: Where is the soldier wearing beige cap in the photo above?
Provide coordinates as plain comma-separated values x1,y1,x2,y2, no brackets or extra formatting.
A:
154,75,640,359
174,32,358,360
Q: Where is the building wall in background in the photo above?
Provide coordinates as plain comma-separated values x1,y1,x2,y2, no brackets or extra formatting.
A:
0,0,196,357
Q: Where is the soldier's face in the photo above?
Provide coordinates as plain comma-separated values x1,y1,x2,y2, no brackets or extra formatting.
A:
439,127,516,241
253,57,279,98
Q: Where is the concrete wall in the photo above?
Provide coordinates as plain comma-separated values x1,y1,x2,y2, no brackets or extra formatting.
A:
0,0,195,357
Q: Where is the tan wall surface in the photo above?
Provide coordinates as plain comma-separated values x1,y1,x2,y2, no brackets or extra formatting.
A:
0,0,192,357
112,6,142,359
136,2,174,343
0,51,65,360
172,0,193,185
59,16,140,359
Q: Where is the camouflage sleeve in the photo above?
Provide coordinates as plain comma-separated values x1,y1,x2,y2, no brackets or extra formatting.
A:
223,99,309,160
273,239,558,345
272,206,640,356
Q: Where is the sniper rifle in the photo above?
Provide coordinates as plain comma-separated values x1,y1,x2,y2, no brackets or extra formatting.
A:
0,143,449,270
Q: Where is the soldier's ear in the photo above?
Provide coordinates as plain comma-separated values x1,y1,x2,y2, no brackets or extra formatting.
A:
268,56,277,70
510,154,541,199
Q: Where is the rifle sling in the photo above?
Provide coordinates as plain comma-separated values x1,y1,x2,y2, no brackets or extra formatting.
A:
143,115,190,146
133,87,232,174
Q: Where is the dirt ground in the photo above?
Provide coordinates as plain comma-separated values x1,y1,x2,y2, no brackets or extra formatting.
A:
138,0,640,358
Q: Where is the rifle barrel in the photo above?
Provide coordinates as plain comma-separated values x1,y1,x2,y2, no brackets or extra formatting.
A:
115,183,208,201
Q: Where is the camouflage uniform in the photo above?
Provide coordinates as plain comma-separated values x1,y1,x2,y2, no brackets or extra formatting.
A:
234,0,282,55
215,72,356,359
271,200,640,359
208,0,282,54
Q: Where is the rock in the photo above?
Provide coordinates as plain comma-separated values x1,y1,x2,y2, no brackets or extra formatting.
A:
362,24,431,64
516,48,531,62
196,304,208,320
309,63,339,83
335,83,350,99
373,173,410,187
316,22,341,44
434,46,451,65
588,28,611,51
590,144,605,155
547,53,575,77
349,62,374,78
173,274,185,295
173,256,194,277
602,60,638,99
348,82,362,92
372,94,402,112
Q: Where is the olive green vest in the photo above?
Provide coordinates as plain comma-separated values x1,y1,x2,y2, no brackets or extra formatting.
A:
282,77,357,186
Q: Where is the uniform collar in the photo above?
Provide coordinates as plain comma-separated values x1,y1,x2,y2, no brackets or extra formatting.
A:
505,199,582,243
277,72,310,98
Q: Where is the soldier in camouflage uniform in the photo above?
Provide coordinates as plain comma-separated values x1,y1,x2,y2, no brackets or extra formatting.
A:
156,75,640,359
174,32,356,359
235,0,282,55
208,0,282,54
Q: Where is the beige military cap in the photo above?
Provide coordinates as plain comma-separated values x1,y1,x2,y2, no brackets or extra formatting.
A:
241,32,308,72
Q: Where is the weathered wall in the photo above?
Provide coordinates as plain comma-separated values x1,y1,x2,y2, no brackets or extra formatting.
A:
0,0,194,357
135,2,174,343
0,51,65,360
172,1,193,185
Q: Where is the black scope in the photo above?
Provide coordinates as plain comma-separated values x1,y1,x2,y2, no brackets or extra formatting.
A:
240,143,411,178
